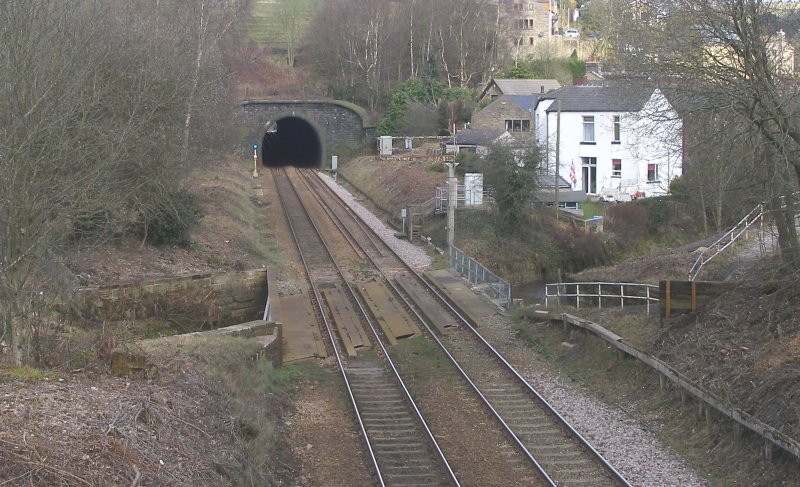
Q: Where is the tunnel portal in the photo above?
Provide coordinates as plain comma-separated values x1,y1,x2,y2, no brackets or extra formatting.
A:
261,117,322,168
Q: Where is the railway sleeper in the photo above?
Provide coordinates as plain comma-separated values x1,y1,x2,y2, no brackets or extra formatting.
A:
368,427,421,436
360,412,415,419
362,417,417,425
380,457,438,466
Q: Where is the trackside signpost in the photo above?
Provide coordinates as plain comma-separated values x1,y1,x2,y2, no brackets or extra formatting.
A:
252,142,259,178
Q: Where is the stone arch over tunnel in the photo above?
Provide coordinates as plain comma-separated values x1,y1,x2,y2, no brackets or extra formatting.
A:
261,116,322,168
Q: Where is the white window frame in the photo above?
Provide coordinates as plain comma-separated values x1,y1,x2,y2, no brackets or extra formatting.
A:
647,163,659,183
582,116,595,143
612,159,622,178
613,115,621,143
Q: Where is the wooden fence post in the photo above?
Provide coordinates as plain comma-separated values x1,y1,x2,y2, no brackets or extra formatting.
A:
665,280,671,319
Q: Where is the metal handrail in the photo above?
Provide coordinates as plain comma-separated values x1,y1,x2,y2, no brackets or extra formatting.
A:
688,203,764,281
545,281,659,313
449,244,512,308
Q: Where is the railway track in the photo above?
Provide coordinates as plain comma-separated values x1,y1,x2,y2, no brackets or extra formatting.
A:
272,168,457,487
293,168,632,487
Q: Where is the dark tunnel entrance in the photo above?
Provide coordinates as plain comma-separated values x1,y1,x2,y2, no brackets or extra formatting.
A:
261,116,323,168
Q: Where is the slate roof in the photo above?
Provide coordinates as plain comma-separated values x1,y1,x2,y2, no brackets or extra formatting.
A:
542,84,654,113
479,78,561,100
506,95,535,113
533,175,588,203
536,174,572,189
495,79,562,95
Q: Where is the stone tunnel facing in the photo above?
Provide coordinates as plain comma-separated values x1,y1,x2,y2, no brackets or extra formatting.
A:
261,117,323,168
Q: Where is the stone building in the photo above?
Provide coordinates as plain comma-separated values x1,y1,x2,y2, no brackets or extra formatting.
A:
472,94,537,144
497,0,557,58
478,78,562,103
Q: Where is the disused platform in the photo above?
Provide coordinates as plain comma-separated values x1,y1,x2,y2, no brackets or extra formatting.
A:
276,291,327,362
423,269,502,323
278,269,502,363
356,278,421,345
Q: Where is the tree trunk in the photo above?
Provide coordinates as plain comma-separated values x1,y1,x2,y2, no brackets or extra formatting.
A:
4,299,25,366
772,195,800,268
9,318,23,366
182,0,208,162
700,190,709,236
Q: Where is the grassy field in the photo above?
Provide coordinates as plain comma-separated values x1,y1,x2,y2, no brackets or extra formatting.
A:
238,0,321,47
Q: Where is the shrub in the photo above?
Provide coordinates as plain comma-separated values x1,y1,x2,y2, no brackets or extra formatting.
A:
607,203,649,243
638,197,670,235
137,189,203,246
570,232,609,270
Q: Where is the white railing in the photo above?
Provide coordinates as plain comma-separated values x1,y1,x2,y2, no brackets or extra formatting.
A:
688,204,764,281
545,282,659,313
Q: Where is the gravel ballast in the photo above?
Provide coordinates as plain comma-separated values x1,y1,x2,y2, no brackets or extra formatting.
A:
319,170,707,487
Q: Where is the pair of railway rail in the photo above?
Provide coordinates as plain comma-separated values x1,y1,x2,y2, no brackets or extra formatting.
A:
272,167,632,487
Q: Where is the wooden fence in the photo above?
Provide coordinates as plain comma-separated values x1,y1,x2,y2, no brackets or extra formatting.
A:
659,280,736,319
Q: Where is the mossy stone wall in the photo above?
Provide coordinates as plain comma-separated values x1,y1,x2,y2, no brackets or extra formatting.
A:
75,269,269,327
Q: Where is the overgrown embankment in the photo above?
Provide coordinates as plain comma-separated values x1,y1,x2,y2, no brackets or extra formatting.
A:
0,155,306,486
339,155,448,218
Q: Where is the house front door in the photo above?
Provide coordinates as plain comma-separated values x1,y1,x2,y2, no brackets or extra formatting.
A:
582,157,597,194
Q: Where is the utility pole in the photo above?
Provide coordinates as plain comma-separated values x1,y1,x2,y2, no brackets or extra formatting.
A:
554,99,561,220
446,161,459,247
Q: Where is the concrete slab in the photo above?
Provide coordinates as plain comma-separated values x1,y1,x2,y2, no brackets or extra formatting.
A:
425,269,502,323
394,273,456,334
279,292,327,362
356,279,421,345
322,285,370,357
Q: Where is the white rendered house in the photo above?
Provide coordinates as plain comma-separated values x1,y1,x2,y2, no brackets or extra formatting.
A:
534,84,683,201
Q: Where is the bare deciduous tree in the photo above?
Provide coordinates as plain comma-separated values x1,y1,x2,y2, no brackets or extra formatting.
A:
607,0,800,265
304,0,499,110
0,0,235,365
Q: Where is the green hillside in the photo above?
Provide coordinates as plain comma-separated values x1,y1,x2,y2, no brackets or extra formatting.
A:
239,0,321,48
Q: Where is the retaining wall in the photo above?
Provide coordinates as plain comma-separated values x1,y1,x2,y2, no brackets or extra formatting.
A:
74,269,269,327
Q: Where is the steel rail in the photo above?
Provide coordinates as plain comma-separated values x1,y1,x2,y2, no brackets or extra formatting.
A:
276,168,460,486
272,168,385,485
309,169,632,487
302,170,557,484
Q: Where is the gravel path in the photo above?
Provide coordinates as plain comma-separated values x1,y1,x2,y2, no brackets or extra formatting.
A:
318,171,432,269
320,170,708,487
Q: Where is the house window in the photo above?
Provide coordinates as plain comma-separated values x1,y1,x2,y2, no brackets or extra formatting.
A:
505,119,530,132
582,116,595,143
613,115,621,143
647,163,659,182
612,159,622,178
529,36,534,45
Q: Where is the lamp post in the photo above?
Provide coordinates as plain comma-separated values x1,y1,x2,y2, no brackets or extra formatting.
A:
252,143,259,178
